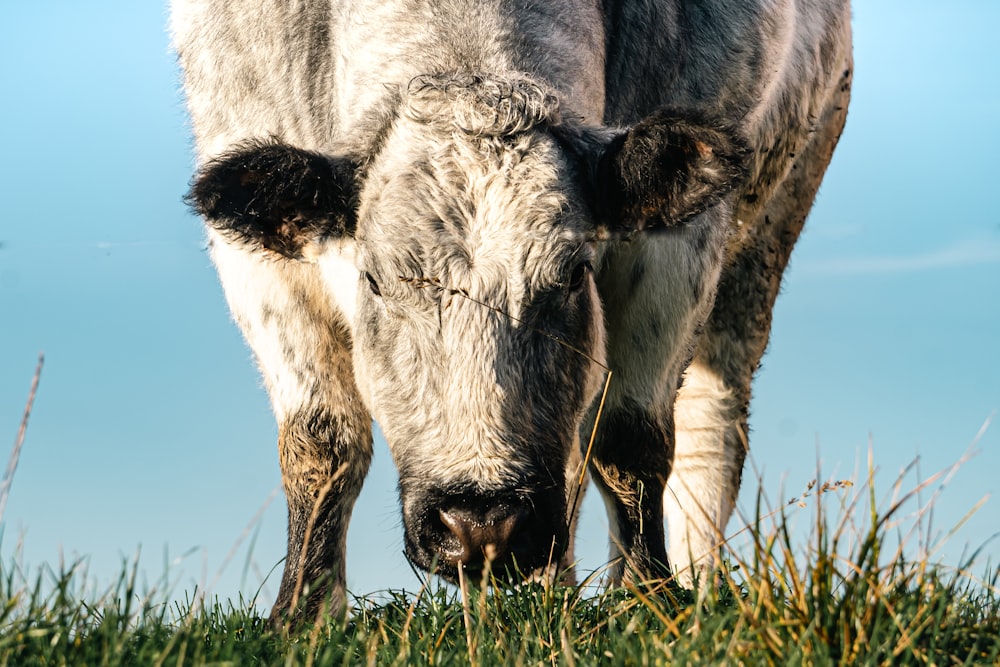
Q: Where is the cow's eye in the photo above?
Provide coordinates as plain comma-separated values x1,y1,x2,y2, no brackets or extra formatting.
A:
365,272,382,296
568,261,591,292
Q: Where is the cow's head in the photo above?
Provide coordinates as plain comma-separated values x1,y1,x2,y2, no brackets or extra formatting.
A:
188,74,745,582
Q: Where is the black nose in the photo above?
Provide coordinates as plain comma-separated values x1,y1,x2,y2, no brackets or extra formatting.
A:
403,487,567,581
438,504,529,570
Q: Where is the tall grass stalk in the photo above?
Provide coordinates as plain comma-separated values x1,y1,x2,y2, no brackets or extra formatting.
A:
0,354,43,525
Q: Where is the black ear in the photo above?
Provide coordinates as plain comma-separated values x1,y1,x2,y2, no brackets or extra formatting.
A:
594,110,748,230
186,140,359,259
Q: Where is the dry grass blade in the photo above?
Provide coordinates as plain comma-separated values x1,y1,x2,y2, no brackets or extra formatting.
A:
457,564,478,667
0,353,44,525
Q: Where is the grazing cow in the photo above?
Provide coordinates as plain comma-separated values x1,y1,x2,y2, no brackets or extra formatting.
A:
172,0,851,622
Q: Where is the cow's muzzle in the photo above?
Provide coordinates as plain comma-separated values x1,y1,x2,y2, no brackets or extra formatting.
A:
403,488,566,583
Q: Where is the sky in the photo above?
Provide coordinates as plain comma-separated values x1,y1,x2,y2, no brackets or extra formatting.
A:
1,1,998,611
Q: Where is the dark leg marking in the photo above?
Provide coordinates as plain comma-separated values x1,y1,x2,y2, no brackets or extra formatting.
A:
271,408,372,625
588,403,673,581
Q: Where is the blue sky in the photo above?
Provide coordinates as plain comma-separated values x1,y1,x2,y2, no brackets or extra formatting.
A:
1,1,997,609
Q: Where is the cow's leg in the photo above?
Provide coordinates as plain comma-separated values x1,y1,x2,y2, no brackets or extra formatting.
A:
666,221,809,586
209,236,372,624
665,347,747,586
590,214,729,583
588,401,673,582
666,83,851,586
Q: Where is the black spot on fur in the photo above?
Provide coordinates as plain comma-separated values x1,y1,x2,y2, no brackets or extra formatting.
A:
628,261,646,291
260,303,278,326
692,226,712,254
648,316,662,340
186,140,359,259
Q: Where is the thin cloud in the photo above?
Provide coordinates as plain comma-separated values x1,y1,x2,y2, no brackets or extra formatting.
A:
796,238,1000,277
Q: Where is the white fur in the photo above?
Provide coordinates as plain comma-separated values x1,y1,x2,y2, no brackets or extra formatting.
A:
313,240,360,326
350,109,605,490
667,360,745,585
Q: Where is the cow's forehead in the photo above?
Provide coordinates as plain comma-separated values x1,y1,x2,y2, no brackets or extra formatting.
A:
356,117,590,299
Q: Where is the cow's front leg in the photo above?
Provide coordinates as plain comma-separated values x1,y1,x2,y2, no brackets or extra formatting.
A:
588,404,672,582
667,80,852,585
273,405,372,624
208,238,372,625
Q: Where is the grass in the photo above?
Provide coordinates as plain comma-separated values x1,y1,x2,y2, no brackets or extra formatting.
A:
1,466,998,666
3,361,998,664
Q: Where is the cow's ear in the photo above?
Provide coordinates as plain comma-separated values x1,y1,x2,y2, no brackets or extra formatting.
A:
186,141,360,259
593,110,747,230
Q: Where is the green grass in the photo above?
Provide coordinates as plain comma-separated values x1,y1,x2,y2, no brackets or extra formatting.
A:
2,469,999,666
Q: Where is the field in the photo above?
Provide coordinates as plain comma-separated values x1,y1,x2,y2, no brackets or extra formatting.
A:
2,363,1000,665
2,464,998,666
2,365,997,667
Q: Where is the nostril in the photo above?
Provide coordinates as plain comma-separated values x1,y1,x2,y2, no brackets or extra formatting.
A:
438,508,475,564
438,505,527,567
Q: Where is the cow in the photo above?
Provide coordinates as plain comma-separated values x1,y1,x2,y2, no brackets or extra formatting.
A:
171,0,851,623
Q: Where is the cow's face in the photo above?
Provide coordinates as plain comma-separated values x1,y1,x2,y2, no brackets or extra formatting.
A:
349,101,608,579
188,74,745,582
